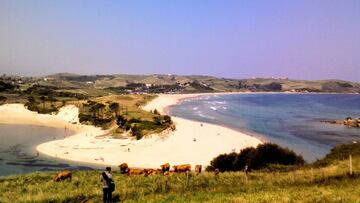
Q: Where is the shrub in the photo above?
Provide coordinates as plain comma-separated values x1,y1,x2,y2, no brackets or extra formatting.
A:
163,115,172,124
0,96,7,104
153,109,160,115
209,152,238,172
116,115,127,127
313,142,360,167
131,125,143,140
209,143,305,172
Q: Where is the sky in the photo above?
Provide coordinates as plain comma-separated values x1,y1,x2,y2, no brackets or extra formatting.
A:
0,0,359,82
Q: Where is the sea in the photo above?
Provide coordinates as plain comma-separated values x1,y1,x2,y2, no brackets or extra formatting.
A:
0,124,98,176
170,93,360,162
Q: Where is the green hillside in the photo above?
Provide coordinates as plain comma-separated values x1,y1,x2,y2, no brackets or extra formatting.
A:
0,143,359,203
42,73,360,93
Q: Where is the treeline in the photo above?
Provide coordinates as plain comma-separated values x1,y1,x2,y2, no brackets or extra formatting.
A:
107,81,215,94
24,95,65,114
24,85,87,100
234,82,283,91
0,81,19,92
20,85,87,114
59,74,115,82
107,83,185,94
207,143,305,172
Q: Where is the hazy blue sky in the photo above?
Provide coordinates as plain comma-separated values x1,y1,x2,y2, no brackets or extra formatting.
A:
0,0,359,81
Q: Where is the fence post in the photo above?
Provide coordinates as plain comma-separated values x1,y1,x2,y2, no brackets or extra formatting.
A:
349,154,353,176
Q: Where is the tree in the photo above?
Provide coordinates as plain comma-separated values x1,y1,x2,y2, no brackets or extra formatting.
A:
109,102,120,117
131,125,143,140
0,96,7,104
95,103,106,119
48,95,57,106
40,96,47,109
116,115,127,127
27,96,36,103
163,115,172,124
25,96,39,112
153,109,160,115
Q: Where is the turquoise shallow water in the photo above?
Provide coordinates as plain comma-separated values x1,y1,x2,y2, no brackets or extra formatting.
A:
170,93,360,162
0,124,100,176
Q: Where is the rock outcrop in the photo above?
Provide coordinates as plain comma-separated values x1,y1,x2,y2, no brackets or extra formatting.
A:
322,117,360,128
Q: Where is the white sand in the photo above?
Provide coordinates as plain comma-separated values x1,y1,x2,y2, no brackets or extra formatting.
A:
0,94,262,169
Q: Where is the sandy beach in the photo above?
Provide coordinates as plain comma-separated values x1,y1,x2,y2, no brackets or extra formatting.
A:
0,94,262,169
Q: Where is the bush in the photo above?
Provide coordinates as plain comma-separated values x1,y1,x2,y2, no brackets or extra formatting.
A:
131,125,143,140
0,81,17,92
153,109,160,115
0,96,7,104
250,143,305,169
116,115,127,127
313,142,360,167
210,152,238,172
163,115,172,124
209,143,305,172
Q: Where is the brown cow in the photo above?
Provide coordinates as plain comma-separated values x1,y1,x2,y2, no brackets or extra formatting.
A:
164,171,176,176
144,168,162,177
119,163,129,174
173,164,191,173
160,163,170,173
53,170,72,182
128,168,145,176
195,165,202,174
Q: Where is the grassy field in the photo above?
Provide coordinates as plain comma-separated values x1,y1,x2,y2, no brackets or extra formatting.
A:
0,153,359,203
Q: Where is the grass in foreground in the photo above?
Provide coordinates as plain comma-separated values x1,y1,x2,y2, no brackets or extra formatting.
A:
0,155,359,203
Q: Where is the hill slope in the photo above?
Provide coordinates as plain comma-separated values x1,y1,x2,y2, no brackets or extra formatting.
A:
43,73,360,93
0,143,359,203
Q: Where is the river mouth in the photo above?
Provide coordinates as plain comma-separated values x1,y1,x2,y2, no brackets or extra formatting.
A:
0,124,101,176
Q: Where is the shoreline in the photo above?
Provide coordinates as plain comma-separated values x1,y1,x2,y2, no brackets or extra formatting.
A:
0,93,262,169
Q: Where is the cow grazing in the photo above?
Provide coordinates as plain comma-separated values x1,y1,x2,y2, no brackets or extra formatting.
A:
164,171,176,176
160,163,170,173
195,165,202,174
128,168,145,176
54,170,72,182
144,168,162,177
119,163,129,174
173,164,191,173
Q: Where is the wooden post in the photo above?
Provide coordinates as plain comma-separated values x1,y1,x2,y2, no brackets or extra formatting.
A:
164,179,168,192
349,154,353,176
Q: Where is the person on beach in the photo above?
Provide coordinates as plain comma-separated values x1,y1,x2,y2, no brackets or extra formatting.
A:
101,167,115,203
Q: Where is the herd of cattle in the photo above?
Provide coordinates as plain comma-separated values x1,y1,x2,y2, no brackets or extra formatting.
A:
118,163,202,177
53,163,220,182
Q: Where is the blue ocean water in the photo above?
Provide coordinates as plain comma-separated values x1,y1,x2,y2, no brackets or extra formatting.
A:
170,93,360,162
